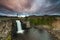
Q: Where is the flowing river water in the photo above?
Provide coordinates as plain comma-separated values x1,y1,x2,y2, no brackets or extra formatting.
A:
12,20,52,40
12,27,52,40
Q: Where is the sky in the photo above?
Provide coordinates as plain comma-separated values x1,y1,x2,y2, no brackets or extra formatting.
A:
0,0,60,17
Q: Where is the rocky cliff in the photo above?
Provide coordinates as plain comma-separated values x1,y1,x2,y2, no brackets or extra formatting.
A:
0,20,12,40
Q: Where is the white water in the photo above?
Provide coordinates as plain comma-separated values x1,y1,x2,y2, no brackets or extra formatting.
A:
16,20,24,34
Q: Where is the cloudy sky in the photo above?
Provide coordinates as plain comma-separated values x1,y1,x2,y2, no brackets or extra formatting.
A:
0,0,60,16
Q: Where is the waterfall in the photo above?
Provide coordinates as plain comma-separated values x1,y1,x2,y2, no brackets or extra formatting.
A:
16,20,24,34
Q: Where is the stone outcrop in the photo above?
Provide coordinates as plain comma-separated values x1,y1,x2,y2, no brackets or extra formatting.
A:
0,20,12,40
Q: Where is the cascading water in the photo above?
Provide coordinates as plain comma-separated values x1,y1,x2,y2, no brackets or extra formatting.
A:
16,20,24,34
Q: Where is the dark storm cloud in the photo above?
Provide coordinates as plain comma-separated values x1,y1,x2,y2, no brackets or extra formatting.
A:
0,0,60,16
32,0,60,15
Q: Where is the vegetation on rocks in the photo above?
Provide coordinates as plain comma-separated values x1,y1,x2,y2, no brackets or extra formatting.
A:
0,16,60,40
25,16,56,25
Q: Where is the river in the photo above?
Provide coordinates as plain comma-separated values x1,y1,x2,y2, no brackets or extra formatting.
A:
12,27,52,40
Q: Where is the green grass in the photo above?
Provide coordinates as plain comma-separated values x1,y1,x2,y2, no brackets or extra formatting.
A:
6,35,11,40
25,16,56,25
6,32,11,40
24,16,56,30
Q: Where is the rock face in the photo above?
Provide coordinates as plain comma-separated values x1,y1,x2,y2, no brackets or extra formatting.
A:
52,19,60,30
0,20,12,40
0,17,60,40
